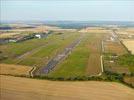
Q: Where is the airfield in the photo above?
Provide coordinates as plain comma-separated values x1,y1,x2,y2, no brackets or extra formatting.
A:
0,24,134,99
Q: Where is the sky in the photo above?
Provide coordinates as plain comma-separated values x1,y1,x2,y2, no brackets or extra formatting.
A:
0,0,134,22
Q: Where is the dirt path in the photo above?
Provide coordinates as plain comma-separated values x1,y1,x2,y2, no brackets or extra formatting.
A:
1,75,134,100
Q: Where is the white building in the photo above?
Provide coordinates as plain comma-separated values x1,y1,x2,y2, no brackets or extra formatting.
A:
35,34,41,39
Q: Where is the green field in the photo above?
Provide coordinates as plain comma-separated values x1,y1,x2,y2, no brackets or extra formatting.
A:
0,32,104,78
48,33,104,78
116,54,134,73
103,50,134,74
0,31,81,67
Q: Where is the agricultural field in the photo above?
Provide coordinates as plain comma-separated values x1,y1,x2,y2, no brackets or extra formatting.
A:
104,41,127,55
1,75,133,100
0,25,76,38
0,26,134,100
1,0,134,99
0,64,32,76
122,39,134,54
0,26,134,87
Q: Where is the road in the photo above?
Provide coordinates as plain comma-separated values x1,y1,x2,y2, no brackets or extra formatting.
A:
34,35,83,76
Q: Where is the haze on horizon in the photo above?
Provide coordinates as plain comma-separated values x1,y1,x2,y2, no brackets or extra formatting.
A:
1,0,134,22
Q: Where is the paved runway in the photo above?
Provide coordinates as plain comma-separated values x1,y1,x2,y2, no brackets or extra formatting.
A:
34,36,82,76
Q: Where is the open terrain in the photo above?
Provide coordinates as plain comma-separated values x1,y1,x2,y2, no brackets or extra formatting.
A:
1,75,134,100
0,25,76,39
47,29,107,78
0,64,32,76
102,29,134,86
0,31,80,67
0,28,108,77
122,39,134,54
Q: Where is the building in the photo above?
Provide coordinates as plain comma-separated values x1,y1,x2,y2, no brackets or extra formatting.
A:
34,32,50,39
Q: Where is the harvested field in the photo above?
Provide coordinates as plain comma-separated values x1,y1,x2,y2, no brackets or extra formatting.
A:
104,41,127,55
0,25,76,33
122,39,134,54
0,64,32,76
1,75,134,100
116,28,134,39
0,32,20,38
117,28,134,34
79,27,110,33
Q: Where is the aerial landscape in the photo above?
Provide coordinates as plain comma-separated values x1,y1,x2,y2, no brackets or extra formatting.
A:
0,0,134,100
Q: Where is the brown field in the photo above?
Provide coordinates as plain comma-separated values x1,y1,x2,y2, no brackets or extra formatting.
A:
0,64,32,76
104,41,127,55
79,27,110,33
116,28,134,39
122,39,134,54
0,33,21,38
121,28,134,33
1,75,134,100
0,25,76,39
86,33,103,75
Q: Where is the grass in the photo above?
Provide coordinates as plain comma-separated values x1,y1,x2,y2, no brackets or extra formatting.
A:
48,33,93,78
0,32,81,67
116,54,134,66
18,32,80,66
104,53,134,73
48,32,105,78
116,54,134,73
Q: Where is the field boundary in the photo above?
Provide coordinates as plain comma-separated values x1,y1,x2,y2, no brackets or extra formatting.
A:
113,30,131,54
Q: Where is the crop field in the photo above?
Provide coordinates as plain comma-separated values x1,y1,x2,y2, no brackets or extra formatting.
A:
0,27,134,100
0,25,76,37
117,28,134,35
1,75,134,100
48,31,106,78
0,32,21,39
1,1,134,99
104,41,128,55
0,64,32,76
122,39,134,54
79,27,110,33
